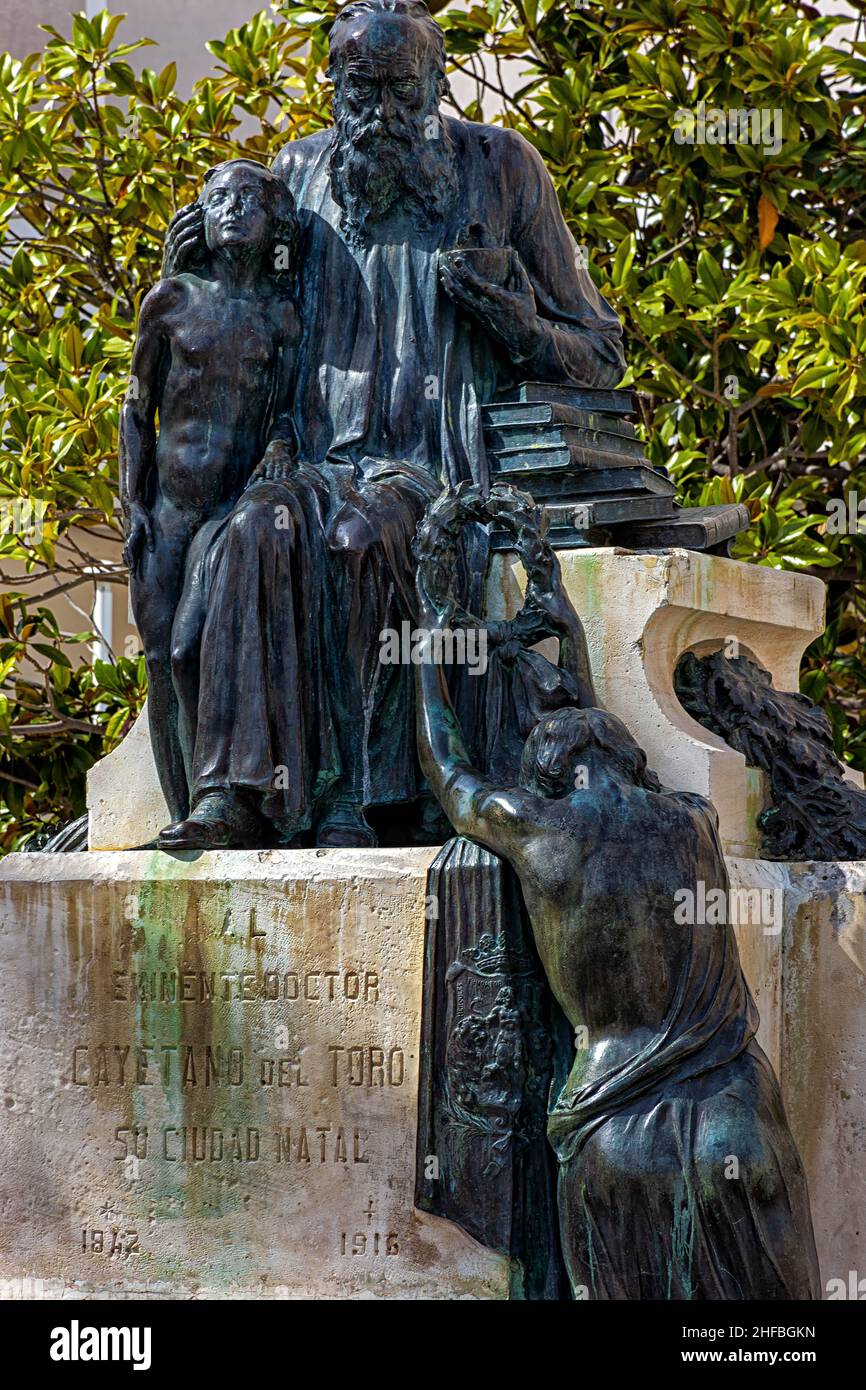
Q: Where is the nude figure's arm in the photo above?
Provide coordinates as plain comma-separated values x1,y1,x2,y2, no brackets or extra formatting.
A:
119,279,181,571
415,598,547,864
268,345,296,449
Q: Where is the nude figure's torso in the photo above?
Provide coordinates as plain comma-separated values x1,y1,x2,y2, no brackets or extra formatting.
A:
507,781,729,1086
153,275,295,523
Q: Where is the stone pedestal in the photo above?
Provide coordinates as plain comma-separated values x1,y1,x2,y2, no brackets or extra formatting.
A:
2,847,864,1298
490,546,829,856
0,849,509,1299
731,857,866,1293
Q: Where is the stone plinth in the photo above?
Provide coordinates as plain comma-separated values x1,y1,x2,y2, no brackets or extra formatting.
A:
2,846,864,1298
0,848,509,1299
87,709,167,852
491,547,828,856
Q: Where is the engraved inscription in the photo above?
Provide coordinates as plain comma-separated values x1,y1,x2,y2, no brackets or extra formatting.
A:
327,1045,405,1087
111,967,380,1005
81,1228,140,1258
72,1042,405,1088
113,1124,373,1166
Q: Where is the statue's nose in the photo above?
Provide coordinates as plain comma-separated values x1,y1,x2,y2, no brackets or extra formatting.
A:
374,90,393,122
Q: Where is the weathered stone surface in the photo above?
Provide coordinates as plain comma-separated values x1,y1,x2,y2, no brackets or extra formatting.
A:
0,848,510,1299
2,846,864,1297
728,857,786,1070
730,856,866,1291
490,546,830,856
87,708,165,851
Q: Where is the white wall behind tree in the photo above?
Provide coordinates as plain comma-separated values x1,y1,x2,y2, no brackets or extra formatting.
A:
0,0,261,87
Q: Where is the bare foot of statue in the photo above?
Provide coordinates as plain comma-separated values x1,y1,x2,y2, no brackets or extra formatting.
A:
316,802,378,848
158,791,264,850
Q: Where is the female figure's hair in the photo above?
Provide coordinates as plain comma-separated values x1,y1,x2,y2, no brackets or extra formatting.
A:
181,158,298,292
519,707,662,798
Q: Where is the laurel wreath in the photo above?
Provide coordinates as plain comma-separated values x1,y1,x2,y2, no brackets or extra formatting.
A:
414,481,562,649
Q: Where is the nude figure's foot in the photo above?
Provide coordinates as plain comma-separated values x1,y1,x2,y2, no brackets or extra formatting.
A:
158,791,263,850
316,802,378,849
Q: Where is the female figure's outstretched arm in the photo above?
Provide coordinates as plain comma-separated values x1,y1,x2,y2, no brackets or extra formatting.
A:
414,584,546,865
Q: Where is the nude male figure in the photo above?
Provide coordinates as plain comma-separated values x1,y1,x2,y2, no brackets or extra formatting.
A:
120,160,299,825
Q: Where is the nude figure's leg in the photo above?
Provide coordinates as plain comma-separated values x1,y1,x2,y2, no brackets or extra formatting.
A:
169,517,223,790
129,502,194,823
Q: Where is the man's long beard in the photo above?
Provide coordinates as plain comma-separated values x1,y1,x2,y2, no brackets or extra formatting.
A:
329,99,458,247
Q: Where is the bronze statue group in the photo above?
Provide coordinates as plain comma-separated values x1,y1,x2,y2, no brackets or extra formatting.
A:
122,0,820,1300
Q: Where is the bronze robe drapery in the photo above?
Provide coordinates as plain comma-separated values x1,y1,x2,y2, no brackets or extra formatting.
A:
174,120,624,834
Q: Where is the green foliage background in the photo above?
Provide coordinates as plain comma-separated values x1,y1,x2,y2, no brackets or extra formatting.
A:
0,0,864,847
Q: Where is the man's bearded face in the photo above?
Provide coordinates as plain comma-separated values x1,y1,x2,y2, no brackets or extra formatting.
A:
328,19,457,244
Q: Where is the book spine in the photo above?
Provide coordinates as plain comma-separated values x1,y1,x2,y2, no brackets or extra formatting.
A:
489,446,650,473
507,382,637,414
482,405,638,435
485,426,646,458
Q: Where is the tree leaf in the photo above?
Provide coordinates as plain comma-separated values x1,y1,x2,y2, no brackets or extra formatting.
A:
758,193,779,250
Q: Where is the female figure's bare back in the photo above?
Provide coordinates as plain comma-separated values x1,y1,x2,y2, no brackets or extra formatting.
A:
515,777,725,1081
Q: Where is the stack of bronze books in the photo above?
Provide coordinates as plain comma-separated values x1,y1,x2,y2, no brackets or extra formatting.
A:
483,382,749,552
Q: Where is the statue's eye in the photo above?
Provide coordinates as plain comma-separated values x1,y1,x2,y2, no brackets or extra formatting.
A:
393,81,417,99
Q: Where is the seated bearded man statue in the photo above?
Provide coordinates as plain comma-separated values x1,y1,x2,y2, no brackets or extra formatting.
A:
155,0,625,850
